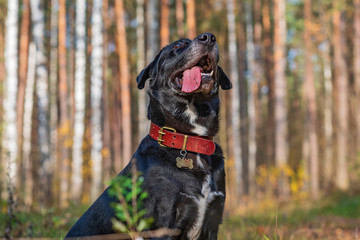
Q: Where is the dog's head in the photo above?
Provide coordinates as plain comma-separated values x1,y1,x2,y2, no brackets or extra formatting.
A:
137,33,232,96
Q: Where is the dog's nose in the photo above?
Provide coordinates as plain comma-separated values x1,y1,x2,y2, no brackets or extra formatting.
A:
197,33,216,45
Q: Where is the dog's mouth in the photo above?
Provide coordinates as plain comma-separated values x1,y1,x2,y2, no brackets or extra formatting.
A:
171,55,217,95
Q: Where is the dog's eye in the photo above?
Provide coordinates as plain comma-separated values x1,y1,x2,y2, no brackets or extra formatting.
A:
173,43,184,49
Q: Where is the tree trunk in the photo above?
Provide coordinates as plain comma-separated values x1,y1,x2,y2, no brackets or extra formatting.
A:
263,0,275,166
137,0,147,141
31,0,52,207
23,42,37,207
176,0,184,37
273,0,289,196
354,0,360,152
58,0,70,207
304,0,319,199
49,0,59,206
332,3,349,191
90,0,104,202
226,0,242,197
160,0,169,47
16,0,30,191
3,0,19,195
186,0,196,39
71,0,86,202
244,0,257,196
146,0,159,63
102,0,112,184
115,0,132,167
0,0,6,199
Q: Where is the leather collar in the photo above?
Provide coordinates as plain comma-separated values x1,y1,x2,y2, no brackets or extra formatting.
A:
149,122,216,156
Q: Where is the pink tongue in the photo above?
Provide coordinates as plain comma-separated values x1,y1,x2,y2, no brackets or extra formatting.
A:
181,66,202,93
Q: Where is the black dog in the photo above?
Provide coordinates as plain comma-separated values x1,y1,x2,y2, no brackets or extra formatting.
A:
66,33,232,239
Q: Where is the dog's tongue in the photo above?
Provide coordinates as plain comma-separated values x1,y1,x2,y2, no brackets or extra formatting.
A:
181,66,202,93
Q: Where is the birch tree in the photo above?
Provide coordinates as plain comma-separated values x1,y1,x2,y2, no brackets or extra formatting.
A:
90,0,104,202
227,0,242,197
3,0,19,191
72,0,86,201
332,1,349,190
273,0,289,196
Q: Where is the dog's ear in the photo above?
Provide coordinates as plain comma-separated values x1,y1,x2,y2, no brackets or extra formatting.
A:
218,66,232,90
136,54,160,89
136,67,150,89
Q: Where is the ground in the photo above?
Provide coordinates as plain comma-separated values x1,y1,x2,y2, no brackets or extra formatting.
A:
1,192,359,239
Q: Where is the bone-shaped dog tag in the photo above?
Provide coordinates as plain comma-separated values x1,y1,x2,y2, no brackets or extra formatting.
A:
176,157,194,169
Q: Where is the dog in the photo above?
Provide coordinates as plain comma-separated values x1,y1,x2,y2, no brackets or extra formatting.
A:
65,32,232,239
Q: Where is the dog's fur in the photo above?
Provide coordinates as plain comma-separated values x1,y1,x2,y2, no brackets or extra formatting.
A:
65,33,232,240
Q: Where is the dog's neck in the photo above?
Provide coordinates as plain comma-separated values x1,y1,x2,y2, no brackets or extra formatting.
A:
147,91,220,137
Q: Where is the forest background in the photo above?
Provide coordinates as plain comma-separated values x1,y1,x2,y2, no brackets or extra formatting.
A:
1,0,360,239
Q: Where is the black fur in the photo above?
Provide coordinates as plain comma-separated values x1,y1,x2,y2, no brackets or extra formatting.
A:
66,33,231,239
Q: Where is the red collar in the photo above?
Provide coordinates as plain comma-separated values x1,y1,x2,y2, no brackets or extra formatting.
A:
149,122,216,156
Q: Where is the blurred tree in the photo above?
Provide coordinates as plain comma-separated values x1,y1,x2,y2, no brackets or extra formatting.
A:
49,0,59,206
253,0,264,176
176,0,184,37
16,0,30,189
245,0,256,195
58,0,70,207
186,0,196,39
227,0,242,197
3,0,19,196
263,0,275,166
137,0,147,141
354,0,360,151
146,0,159,63
23,42,36,207
31,0,52,207
16,0,32,207
90,0,104,202
72,0,86,202
273,0,289,196
319,5,334,189
102,0,112,184
160,0,169,47
304,0,319,199
115,0,132,167
332,0,349,191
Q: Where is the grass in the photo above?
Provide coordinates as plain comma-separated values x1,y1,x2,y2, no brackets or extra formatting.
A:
219,192,360,239
1,192,360,239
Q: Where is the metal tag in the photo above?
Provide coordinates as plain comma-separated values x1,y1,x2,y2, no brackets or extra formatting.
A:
176,157,194,169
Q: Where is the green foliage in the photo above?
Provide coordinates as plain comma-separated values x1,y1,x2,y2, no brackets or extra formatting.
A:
107,172,153,234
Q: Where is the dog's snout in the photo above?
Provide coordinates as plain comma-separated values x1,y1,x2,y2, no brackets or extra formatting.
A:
197,33,216,45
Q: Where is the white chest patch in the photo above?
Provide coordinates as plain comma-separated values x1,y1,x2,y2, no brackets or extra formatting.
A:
186,175,225,240
183,102,208,136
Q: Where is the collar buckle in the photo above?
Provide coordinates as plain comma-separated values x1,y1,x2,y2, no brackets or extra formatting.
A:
157,126,176,147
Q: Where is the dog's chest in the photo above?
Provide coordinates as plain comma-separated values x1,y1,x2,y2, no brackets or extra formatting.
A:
185,174,224,240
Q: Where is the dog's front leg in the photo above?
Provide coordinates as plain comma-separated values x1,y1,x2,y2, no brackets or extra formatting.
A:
173,193,199,240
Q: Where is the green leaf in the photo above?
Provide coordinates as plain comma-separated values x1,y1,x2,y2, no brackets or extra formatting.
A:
137,219,148,232
111,218,128,233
